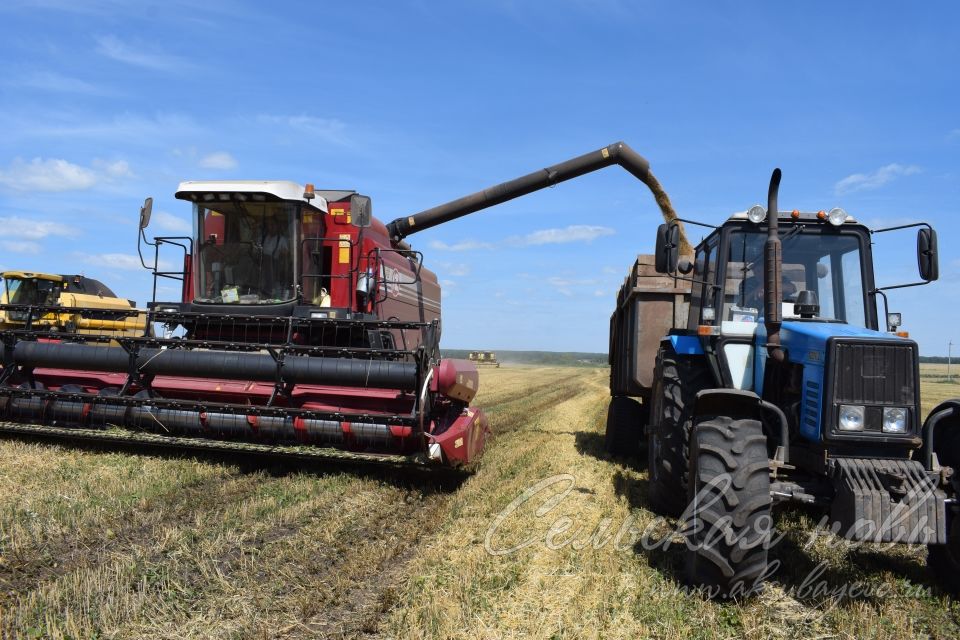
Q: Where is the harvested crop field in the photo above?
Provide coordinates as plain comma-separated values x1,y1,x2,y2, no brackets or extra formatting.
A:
1,365,959,639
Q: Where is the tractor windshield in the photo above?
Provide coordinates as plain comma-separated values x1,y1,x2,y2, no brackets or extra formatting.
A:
722,229,867,326
194,201,297,304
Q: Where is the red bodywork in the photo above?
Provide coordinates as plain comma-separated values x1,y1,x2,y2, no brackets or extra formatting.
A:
1,189,489,467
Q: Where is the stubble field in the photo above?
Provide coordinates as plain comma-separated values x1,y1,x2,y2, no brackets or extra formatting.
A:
1,364,959,639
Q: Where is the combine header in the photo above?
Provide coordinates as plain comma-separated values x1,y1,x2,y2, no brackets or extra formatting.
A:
0,142,682,467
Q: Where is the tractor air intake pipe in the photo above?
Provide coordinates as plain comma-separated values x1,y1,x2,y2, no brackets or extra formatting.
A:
764,168,785,363
385,142,693,256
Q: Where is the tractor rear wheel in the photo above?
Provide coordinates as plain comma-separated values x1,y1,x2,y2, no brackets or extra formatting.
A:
605,396,646,457
686,416,772,598
928,514,960,594
647,348,710,517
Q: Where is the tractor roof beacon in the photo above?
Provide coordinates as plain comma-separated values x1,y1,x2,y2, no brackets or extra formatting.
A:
608,168,960,597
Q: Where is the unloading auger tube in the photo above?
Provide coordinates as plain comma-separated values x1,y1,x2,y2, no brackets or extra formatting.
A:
385,141,693,256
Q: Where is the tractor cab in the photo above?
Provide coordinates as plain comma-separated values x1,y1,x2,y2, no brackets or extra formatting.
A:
683,210,875,332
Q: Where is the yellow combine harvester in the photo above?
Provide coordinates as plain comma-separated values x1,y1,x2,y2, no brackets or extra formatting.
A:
467,351,500,367
0,271,148,339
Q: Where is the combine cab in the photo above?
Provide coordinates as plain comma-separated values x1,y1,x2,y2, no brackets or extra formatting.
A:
0,183,489,467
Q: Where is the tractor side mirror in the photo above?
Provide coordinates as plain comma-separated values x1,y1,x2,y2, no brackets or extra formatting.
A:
350,194,372,228
654,223,679,273
918,228,938,282
139,197,153,230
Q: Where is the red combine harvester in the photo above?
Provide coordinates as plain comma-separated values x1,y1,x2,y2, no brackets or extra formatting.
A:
0,144,679,467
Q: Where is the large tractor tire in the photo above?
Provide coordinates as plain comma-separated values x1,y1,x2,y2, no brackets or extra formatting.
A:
927,408,960,593
686,416,772,598
605,396,646,457
647,348,710,517
928,515,960,594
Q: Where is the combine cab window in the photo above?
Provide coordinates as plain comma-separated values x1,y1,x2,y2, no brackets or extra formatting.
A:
195,202,298,304
4,277,60,306
723,230,866,326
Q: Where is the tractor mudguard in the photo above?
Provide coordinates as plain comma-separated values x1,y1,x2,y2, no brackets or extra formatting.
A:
692,388,761,420
923,399,960,471
692,388,790,463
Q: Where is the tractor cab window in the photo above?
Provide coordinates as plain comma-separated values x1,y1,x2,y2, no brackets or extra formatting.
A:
195,201,297,304
723,229,866,327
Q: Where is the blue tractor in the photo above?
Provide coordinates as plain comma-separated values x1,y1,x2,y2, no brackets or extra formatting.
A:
608,168,959,597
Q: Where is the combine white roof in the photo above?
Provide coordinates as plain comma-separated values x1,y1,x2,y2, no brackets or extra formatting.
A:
175,180,328,212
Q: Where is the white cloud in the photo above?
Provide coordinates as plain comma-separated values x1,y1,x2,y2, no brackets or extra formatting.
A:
151,211,192,234
834,164,921,195
257,114,349,144
199,151,238,170
23,113,200,141
0,217,75,240
0,157,134,192
507,225,615,246
547,277,598,287
93,159,133,177
76,253,149,271
438,262,471,276
428,239,494,252
0,240,41,254
0,157,96,191
95,35,190,72
16,71,107,95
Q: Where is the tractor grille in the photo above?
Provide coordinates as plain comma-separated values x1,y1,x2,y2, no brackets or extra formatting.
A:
832,341,916,405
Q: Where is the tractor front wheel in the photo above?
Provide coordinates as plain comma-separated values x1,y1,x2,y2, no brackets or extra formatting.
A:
686,416,773,598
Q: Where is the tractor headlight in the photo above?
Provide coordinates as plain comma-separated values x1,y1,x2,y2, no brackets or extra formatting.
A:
827,207,848,226
882,407,908,434
838,404,865,431
747,205,767,224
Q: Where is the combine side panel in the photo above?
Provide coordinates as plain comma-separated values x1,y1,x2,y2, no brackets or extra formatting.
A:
609,255,691,398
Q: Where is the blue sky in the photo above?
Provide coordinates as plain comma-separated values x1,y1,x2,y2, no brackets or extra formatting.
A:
0,1,957,354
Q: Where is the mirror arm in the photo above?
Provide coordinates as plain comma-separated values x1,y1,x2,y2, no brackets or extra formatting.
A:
871,221,932,234
137,225,158,270
871,289,891,329
873,280,933,293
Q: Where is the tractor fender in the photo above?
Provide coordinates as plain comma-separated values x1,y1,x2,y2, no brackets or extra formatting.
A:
692,388,762,421
923,399,960,471
692,388,789,462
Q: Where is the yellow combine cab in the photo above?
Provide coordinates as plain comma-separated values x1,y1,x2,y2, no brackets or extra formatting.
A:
0,271,148,340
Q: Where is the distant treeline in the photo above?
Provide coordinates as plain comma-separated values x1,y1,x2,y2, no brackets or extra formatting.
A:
441,352,954,366
441,349,607,367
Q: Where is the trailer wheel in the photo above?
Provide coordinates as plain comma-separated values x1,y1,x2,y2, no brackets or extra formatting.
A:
605,396,646,457
686,416,772,598
647,349,709,517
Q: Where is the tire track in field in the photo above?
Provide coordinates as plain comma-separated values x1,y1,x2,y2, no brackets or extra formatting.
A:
1,368,601,639
0,468,257,601
287,370,602,639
